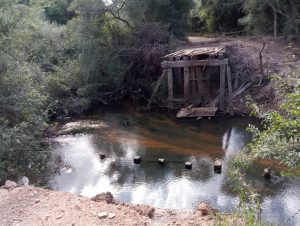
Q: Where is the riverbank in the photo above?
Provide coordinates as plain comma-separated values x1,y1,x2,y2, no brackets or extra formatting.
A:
0,183,240,226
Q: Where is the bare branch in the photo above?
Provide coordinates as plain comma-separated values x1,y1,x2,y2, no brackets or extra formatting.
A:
104,1,133,29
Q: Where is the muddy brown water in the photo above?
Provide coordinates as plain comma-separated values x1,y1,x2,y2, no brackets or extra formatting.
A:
50,106,300,226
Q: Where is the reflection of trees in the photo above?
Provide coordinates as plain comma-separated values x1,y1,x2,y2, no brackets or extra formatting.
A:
220,126,285,199
53,112,272,206
220,167,287,200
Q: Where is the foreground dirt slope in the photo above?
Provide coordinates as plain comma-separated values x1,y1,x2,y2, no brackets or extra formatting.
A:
0,186,221,226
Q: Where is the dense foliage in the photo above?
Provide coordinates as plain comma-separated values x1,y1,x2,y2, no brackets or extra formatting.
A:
237,67,300,169
0,1,62,184
190,0,300,36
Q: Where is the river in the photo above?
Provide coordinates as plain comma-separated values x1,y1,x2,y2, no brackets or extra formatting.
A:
49,106,300,226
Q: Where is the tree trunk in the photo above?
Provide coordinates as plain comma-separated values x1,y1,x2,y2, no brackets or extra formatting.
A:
274,10,278,37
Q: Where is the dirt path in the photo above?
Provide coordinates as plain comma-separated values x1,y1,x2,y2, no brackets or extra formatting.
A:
186,36,298,76
0,185,229,226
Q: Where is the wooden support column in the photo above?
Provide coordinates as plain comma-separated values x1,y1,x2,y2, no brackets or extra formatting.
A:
219,65,226,111
183,56,190,102
226,65,233,115
147,70,167,110
167,68,174,110
196,67,203,105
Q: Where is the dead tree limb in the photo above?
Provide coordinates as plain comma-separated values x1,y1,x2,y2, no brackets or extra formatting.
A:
259,42,266,86
105,1,133,29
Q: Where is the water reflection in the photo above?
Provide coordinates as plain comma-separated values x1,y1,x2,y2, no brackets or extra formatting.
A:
50,110,300,226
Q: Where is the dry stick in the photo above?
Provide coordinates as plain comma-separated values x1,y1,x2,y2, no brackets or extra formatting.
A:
259,42,266,86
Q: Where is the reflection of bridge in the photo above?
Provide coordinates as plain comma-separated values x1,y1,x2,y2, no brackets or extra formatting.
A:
89,87,145,104
89,87,128,104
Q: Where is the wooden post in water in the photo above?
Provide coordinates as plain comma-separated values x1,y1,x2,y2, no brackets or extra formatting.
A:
185,161,192,170
134,156,142,164
158,158,165,166
214,159,222,173
219,65,226,111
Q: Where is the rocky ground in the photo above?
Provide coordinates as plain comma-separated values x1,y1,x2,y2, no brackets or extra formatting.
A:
0,181,240,226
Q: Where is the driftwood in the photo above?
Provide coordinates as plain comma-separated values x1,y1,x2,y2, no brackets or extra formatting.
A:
232,82,253,99
177,107,218,118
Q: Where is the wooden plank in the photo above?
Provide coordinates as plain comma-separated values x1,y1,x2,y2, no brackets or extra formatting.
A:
163,47,225,59
219,65,226,111
167,68,174,110
177,107,218,118
147,70,167,110
226,65,233,115
161,59,228,68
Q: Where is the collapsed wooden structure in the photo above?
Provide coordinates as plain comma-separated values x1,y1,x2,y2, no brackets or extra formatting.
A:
147,46,233,116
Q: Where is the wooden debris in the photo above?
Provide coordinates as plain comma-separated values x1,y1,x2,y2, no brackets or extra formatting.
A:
176,107,217,118
232,82,252,99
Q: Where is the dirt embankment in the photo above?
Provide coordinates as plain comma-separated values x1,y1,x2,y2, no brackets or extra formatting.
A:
0,182,238,226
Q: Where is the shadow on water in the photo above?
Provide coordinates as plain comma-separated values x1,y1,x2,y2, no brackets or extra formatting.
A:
49,106,300,226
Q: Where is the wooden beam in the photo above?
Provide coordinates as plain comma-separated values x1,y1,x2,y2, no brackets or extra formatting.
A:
219,65,226,111
161,59,228,68
147,70,167,110
167,68,174,110
226,65,233,115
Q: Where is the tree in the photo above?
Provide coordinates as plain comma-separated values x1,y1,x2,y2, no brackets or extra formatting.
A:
190,0,245,33
125,0,194,38
242,0,300,36
0,1,61,183
264,0,300,34
44,0,76,25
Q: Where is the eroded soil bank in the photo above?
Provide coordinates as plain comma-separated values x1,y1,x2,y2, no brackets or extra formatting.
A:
0,184,238,226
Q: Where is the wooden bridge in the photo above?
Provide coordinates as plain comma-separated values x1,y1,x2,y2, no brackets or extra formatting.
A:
147,46,233,116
